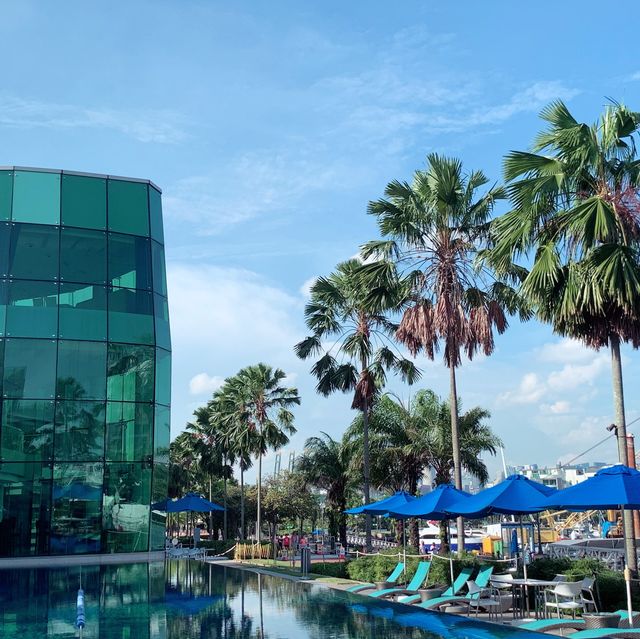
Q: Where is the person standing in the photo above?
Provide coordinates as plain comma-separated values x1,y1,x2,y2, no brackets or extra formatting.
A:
194,524,201,548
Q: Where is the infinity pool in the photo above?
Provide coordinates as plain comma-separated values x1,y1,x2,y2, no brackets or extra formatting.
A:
0,560,543,638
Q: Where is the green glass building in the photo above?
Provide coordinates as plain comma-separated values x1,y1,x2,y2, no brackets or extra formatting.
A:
0,167,171,556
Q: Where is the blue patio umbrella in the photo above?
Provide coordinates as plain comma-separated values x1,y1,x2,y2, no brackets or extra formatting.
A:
158,493,225,513
53,482,101,501
387,484,471,520
344,491,416,515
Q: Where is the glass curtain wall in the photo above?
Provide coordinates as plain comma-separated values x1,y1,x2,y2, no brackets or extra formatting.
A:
0,168,170,556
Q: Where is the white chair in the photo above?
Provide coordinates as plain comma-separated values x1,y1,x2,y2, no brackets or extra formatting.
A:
467,581,505,621
544,581,583,618
580,577,598,613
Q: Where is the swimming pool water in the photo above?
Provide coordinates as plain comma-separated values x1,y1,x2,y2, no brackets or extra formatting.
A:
0,560,544,638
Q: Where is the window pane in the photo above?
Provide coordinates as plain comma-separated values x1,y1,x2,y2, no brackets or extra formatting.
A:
9,223,60,280
151,241,167,296
153,294,171,351
108,232,151,290
150,462,168,551
108,288,154,345
149,186,164,244
107,180,149,236
153,405,170,464
54,400,105,461
103,463,151,552
5,280,58,338
155,348,171,406
106,402,153,462
58,283,107,341
0,462,52,556
60,227,107,284
51,463,103,555
0,280,6,337
0,170,13,221
3,338,57,399
0,222,9,277
56,340,107,400
107,343,154,403
1,399,55,461
61,174,106,230
12,171,61,225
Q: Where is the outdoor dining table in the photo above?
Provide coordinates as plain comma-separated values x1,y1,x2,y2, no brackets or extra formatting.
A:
493,577,560,620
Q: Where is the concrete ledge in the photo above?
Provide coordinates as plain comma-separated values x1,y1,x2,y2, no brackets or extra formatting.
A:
0,551,165,569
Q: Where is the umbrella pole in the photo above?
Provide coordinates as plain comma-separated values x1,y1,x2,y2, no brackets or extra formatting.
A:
622,505,634,626
403,520,406,582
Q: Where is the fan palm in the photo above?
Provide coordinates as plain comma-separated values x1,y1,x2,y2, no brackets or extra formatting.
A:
295,259,420,550
361,154,521,549
490,100,640,572
219,364,300,541
297,432,355,548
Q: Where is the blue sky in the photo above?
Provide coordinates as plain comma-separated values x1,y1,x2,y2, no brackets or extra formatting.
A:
2,1,640,481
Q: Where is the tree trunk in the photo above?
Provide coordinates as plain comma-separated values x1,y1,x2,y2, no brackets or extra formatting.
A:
338,504,348,549
439,519,450,554
449,365,465,553
256,453,262,542
223,456,228,541
396,518,404,547
209,476,214,536
240,466,245,540
610,334,637,574
362,396,372,552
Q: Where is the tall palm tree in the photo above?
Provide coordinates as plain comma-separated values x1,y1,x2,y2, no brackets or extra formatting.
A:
297,432,355,548
490,100,640,572
362,154,522,549
295,259,420,550
221,364,300,541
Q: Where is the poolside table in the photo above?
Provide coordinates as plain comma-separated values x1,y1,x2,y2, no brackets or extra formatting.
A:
501,578,560,619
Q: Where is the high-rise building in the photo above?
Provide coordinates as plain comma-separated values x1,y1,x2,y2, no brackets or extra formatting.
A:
0,167,171,556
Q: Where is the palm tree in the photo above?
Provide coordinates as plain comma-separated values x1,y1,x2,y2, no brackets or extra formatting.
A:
295,259,420,550
362,154,521,549
490,100,640,572
347,390,501,549
297,432,355,548
221,364,300,541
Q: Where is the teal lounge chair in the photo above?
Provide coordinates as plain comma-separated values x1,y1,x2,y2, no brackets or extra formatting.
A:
568,629,640,639
417,565,494,610
519,610,640,634
346,562,405,594
369,561,431,599
399,565,474,605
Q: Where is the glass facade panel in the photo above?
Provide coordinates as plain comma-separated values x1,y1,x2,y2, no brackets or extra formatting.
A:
0,170,13,221
60,227,107,284
12,171,61,225
56,340,107,400
107,343,154,403
106,401,153,462
149,185,164,243
61,174,106,230
58,283,107,341
51,462,103,554
9,223,60,280
54,400,105,461
0,168,169,556
108,287,154,345
108,232,151,289
155,348,171,406
107,180,149,236
1,399,55,461
0,462,52,556
102,463,151,552
5,280,58,338
151,240,167,296
3,338,57,399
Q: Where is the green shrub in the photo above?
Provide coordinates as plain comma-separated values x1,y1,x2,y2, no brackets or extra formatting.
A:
311,562,350,579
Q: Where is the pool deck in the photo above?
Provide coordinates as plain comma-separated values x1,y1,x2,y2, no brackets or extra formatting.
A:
0,550,165,569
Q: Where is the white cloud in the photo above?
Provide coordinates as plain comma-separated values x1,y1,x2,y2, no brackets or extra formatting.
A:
549,400,571,414
497,372,544,405
0,93,187,143
547,354,608,392
189,373,224,396
537,338,595,365
300,276,317,299
626,71,640,82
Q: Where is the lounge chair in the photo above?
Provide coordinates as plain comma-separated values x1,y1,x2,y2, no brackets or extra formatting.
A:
568,629,640,639
399,565,474,604
368,561,431,599
346,562,405,593
416,565,494,610
518,610,640,635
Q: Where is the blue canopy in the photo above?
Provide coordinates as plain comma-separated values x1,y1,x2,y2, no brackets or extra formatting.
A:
153,492,225,513
386,484,471,520
345,491,416,515
53,482,101,501
538,464,640,510
445,474,556,518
